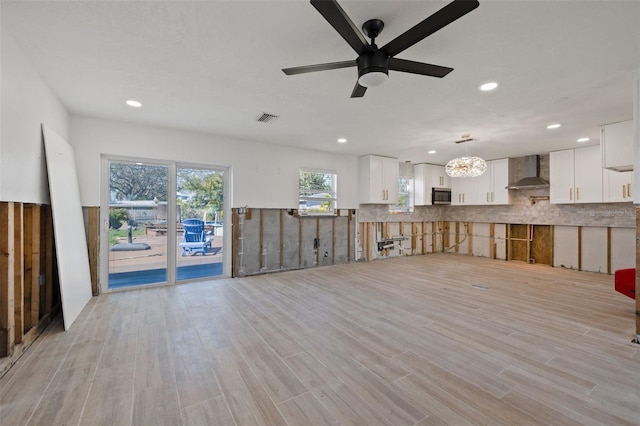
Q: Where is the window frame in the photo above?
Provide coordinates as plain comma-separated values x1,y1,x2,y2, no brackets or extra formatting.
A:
389,176,414,214
298,168,338,216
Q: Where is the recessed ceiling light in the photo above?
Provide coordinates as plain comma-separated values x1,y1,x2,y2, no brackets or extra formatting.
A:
126,99,142,108
547,123,561,129
577,137,590,143
479,82,498,91
337,138,347,143
428,150,437,154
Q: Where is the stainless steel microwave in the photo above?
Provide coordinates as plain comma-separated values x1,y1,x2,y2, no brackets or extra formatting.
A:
432,187,452,205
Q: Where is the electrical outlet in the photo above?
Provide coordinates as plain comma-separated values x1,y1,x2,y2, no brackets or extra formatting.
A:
39,274,45,286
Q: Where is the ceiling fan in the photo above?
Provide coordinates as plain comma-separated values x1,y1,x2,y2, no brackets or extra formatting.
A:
282,0,480,98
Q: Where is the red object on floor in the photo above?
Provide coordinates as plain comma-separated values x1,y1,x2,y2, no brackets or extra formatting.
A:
614,268,636,299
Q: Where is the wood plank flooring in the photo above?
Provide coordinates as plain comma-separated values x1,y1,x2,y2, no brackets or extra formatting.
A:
1,253,638,425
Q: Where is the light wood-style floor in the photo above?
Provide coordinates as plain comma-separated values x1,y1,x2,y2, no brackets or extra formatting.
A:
1,254,638,425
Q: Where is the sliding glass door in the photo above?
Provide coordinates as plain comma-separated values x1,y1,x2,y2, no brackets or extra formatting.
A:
107,161,169,289
102,157,227,290
176,166,225,281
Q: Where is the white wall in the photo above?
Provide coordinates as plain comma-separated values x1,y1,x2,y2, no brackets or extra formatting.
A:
0,29,70,203
70,116,360,208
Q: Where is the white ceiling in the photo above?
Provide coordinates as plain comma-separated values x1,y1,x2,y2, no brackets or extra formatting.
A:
3,0,639,164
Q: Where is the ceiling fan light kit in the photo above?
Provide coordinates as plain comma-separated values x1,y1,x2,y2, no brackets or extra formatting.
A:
282,0,480,97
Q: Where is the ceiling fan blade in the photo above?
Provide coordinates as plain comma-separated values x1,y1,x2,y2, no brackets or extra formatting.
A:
381,0,479,57
350,81,367,98
282,60,356,75
311,0,370,55
388,58,453,78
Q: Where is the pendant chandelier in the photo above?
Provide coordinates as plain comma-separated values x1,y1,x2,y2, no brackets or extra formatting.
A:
444,135,486,178
445,156,487,178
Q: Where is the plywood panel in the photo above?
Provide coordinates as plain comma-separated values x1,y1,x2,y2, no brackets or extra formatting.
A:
581,227,608,273
509,224,529,262
554,226,579,270
531,225,553,266
610,227,635,273
472,223,491,258
42,126,92,330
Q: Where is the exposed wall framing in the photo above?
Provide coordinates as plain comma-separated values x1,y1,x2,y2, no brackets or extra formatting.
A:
0,202,59,377
358,220,632,275
231,208,356,277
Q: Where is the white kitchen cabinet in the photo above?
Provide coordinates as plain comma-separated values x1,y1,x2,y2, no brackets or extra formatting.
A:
476,158,513,205
603,169,633,202
601,120,633,172
550,149,575,203
550,145,603,204
413,163,450,205
451,176,477,205
359,155,398,204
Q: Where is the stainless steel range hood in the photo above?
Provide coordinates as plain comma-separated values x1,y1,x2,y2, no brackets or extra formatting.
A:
507,155,549,189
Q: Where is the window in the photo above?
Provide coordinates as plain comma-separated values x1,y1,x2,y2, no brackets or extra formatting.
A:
389,177,414,213
299,169,337,215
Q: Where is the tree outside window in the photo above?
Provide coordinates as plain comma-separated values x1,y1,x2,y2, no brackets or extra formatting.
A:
390,177,414,213
299,169,337,215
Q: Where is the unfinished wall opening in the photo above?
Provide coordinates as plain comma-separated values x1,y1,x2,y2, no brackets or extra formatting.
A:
508,224,552,265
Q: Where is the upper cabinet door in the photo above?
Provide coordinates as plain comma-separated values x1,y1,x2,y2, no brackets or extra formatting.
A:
359,155,398,204
490,158,513,205
603,169,633,203
574,145,602,203
601,120,633,172
551,146,603,204
429,165,450,189
414,163,449,206
550,149,576,204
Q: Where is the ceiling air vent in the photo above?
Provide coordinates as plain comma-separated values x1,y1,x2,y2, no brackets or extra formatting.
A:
256,112,279,123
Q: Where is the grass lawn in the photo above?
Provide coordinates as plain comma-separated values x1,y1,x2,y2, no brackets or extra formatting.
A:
109,228,146,246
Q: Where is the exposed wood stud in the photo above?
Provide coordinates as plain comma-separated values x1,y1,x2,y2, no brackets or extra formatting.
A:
467,222,473,256
23,206,33,333
489,223,496,259
316,218,320,265
13,203,24,345
636,208,640,337
444,222,451,251
231,209,239,277
454,222,460,253
368,222,374,260
29,205,42,326
0,202,16,358
87,207,99,295
607,227,612,275
347,210,352,262
43,206,54,316
331,216,336,264
298,217,303,267
578,226,582,271
423,221,428,254
259,209,264,270
505,223,511,261
411,223,417,254
280,210,284,269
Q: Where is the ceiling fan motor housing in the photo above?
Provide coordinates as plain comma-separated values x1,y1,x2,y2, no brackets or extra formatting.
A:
357,50,389,86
